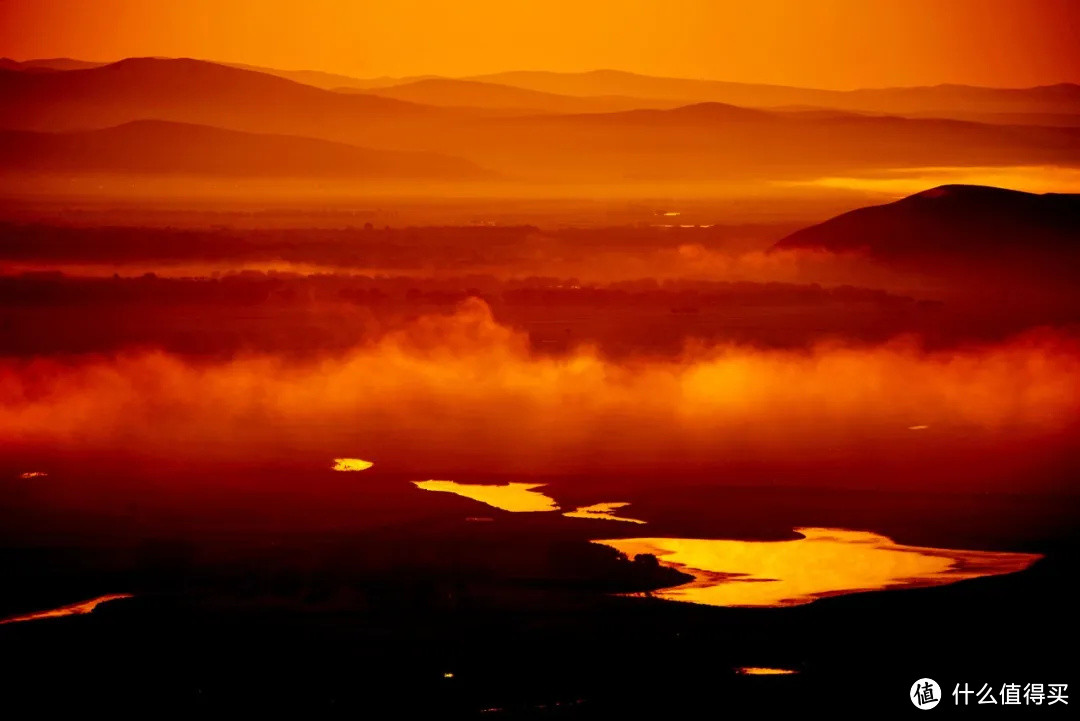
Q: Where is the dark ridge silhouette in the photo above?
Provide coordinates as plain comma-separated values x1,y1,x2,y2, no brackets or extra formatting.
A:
0,120,491,179
0,57,451,138
773,185,1080,259
2,57,1079,183
469,69,1080,116
5,58,1079,118
0,57,105,72
1,56,385,87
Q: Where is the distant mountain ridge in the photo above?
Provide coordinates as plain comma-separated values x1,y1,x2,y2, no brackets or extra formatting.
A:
348,77,683,114
467,70,1080,117
2,58,1078,183
0,57,446,137
0,57,105,72
4,57,1078,118
222,62,439,91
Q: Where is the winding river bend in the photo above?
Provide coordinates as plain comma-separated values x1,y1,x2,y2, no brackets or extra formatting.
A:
594,528,1041,607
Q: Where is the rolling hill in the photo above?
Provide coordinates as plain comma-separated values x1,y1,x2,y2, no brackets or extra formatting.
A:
0,120,491,179
773,185,1080,259
0,57,105,72
3,57,1079,184
0,57,451,141
5,58,1078,119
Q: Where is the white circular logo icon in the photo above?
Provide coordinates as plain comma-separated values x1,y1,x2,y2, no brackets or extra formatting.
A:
911,678,941,710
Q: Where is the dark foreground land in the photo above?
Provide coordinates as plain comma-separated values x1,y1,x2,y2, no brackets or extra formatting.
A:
1,471,1076,717
2,197,1078,717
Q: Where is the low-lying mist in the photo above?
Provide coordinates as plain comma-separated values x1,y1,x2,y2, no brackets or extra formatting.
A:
3,300,1077,490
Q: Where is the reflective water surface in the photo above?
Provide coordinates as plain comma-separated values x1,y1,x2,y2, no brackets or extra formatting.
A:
593,528,1041,607
0,594,133,625
563,502,646,524
332,458,374,472
413,481,649,522
413,480,559,512
737,667,798,676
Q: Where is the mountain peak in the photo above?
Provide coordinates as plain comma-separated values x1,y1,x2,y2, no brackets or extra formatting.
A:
774,184,1080,259
907,184,1036,201
664,101,772,119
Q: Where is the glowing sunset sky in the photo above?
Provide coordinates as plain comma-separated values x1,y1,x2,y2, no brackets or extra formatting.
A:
1,0,1078,88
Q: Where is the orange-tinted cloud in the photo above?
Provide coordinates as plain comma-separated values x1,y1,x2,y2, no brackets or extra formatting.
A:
1,300,1078,482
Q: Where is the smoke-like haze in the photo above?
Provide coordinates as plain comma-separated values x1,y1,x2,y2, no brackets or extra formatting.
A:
3,300,1078,485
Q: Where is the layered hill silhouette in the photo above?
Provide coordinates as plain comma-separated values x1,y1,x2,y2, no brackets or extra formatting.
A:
468,70,1080,117
0,57,103,72
221,62,435,91
8,57,1078,119
3,57,1079,183
0,58,452,138
153,63,1080,118
0,120,489,179
458,105,1080,181
774,185,1080,261
0,57,414,89
350,78,680,114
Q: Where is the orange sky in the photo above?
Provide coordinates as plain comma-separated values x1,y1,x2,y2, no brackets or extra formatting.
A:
1,0,1079,88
